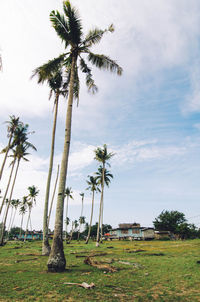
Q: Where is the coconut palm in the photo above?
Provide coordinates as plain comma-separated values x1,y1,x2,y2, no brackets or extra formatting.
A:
85,176,100,244
95,165,114,246
64,187,73,241
0,136,36,246
32,69,68,256
77,192,84,241
69,219,78,243
7,199,20,233
0,116,22,181
24,186,39,242
46,1,122,272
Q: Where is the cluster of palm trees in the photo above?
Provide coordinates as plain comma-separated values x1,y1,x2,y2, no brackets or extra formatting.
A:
0,115,37,245
61,144,113,246
30,1,122,272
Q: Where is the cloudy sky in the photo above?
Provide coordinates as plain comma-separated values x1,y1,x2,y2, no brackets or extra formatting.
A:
0,0,200,231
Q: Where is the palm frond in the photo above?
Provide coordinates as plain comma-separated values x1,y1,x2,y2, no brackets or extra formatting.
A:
88,52,123,75
50,10,70,48
31,54,66,83
63,1,82,45
83,24,114,47
79,57,98,94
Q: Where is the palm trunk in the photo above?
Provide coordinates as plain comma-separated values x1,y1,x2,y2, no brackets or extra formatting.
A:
86,191,94,244
77,197,84,241
7,206,14,234
96,165,105,246
0,158,16,216
11,208,17,230
24,209,31,242
100,164,105,243
47,164,60,230
20,214,24,238
65,196,69,241
42,93,59,256
0,159,20,246
0,134,13,181
47,54,77,272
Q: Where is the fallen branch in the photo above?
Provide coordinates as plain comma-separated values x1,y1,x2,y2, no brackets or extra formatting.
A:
15,257,38,263
76,252,108,258
64,282,95,289
84,257,117,273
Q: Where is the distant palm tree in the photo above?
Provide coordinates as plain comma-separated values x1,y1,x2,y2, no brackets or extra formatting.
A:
69,219,78,243
94,145,114,246
77,193,84,241
85,176,100,244
7,199,20,233
95,165,113,246
64,187,73,241
47,1,122,272
32,68,68,256
0,115,21,181
24,186,39,242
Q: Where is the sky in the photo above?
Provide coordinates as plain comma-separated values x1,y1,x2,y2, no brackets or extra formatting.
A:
0,0,200,231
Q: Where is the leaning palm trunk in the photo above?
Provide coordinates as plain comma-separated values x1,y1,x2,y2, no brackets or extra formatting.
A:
100,165,105,243
96,165,105,246
42,93,59,256
24,209,32,242
0,159,20,246
0,158,16,216
0,135,13,181
47,55,76,272
47,164,60,229
86,191,95,244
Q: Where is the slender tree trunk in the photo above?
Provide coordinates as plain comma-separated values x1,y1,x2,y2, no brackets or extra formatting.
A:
77,197,84,241
20,215,24,238
0,159,20,246
11,208,17,230
47,164,60,229
47,55,77,272
0,158,16,216
7,206,14,233
24,209,31,242
0,134,12,181
100,164,105,243
42,93,59,256
65,196,69,241
86,191,94,244
96,164,105,246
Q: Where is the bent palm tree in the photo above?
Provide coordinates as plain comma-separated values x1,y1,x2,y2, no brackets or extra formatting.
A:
32,69,67,256
95,163,114,246
85,176,100,244
47,1,122,272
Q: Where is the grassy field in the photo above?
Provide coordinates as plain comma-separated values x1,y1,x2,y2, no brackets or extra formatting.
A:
0,239,200,301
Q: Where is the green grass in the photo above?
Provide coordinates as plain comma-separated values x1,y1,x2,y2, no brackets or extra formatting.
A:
0,239,200,301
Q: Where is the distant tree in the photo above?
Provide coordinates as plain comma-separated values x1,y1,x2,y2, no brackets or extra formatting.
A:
153,210,186,234
64,187,73,240
77,193,84,241
176,223,200,239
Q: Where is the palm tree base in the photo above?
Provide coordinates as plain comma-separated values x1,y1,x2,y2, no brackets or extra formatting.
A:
96,242,99,247
47,255,66,272
42,242,51,256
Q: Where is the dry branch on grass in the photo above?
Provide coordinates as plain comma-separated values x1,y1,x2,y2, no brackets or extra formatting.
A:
64,282,95,289
84,256,117,273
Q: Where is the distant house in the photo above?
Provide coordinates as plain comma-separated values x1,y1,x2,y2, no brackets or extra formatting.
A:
108,223,155,240
15,231,43,240
154,231,171,240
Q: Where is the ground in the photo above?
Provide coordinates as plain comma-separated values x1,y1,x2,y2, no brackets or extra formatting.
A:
0,239,200,301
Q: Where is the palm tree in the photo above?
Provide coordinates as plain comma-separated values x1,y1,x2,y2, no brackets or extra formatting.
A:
46,1,122,272
64,187,73,241
77,192,84,241
24,186,39,242
69,219,78,243
0,116,22,181
85,176,100,244
95,165,113,246
7,199,20,233
19,197,28,238
32,69,68,256
0,132,36,246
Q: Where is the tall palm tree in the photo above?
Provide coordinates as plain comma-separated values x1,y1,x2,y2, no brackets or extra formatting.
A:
0,116,21,181
24,186,39,242
64,187,73,241
47,1,122,272
77,192,84,241
95,165,113,246
69,219,78,243
85,175,100,244
0,127,36,246
32,69,67,256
